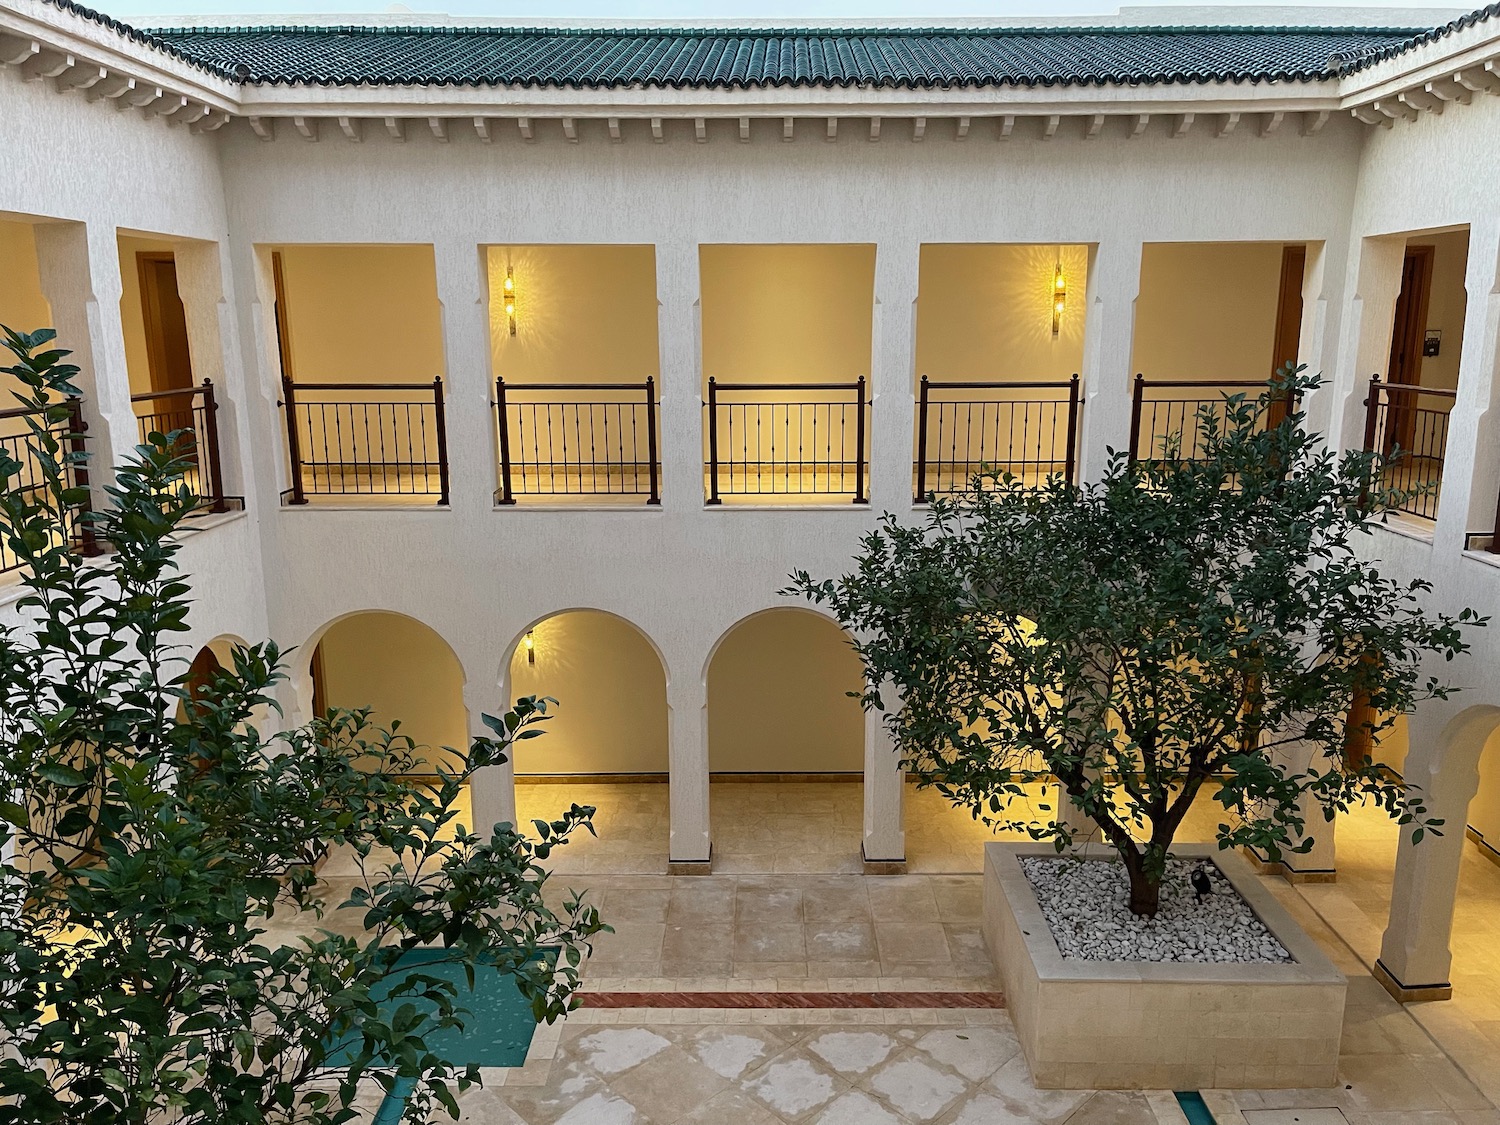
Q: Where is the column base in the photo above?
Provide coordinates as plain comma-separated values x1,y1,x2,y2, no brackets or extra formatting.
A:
1373,958,1452,1003
1241,846,1337,884
862,843,907,876
668,846,713,876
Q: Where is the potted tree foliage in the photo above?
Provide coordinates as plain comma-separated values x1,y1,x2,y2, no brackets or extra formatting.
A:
0,327,605,1124
789,370,1480,1088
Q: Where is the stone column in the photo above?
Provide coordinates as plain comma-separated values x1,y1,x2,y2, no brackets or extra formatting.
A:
1074,238,1143,485
657,240,713,871
33,222,130,486
862,685,906,872
431,239,497,514
654,240,702,513
668,674,712,871
466,672,517,835
1434,218,1500,554
1331,235,1404,454
869,237,918,512
1244,739,1337,882
1375,704,1493,1002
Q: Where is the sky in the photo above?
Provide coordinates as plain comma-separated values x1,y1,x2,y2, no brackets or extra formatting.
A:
95,0,1468,23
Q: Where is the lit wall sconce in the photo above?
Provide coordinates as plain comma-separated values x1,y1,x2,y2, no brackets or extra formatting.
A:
504,264,517,336
1052,262,1067,337
524,630,535,664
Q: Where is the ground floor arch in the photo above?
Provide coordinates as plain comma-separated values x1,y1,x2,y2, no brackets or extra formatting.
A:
704,607,869,871
504,608,672,874
308,610,467,775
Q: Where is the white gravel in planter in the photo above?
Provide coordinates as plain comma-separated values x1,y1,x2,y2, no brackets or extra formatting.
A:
1019,855,1293,964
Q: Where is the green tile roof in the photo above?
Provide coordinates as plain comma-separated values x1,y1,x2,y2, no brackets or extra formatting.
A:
143,23,1428,89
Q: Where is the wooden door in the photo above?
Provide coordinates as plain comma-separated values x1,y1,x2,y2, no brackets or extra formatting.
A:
1267,244,1306,427
137,252,194,394
137,252,199,469
1385,246,1434,453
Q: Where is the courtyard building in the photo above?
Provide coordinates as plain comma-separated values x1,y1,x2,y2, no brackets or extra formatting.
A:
3,1,1500,1120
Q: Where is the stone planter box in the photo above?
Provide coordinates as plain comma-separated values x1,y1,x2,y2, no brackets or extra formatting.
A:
982,842,1346,1090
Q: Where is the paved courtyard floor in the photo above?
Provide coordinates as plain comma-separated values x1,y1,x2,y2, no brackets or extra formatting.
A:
322,781,1500,1123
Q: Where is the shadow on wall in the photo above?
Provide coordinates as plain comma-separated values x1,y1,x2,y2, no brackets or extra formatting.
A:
708,608,864,774
507,610,669,776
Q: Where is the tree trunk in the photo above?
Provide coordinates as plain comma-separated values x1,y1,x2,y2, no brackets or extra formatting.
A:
1123,852,1161,917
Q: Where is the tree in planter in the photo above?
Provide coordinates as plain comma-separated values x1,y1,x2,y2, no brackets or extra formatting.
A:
0,326,606,1124
790,369,1481,917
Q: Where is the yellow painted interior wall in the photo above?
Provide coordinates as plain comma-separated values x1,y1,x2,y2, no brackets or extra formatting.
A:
1409,228,1469,394
1468,726,1500,850
0,220,52,426
507,610,668,774
315,611,466,773
275,245,445,384
708,609,864,773
700,244,876,386
1131,242,1286,381
117,233,183,398
916,243,1089,383
487,245,660,384
0,219,51,336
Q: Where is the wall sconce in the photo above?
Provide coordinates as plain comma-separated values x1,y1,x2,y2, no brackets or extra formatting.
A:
1052,261,1067,337
524,630,535,664
504,264,517,336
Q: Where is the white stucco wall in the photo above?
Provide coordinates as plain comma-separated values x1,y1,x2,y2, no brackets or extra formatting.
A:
2,14,1499,873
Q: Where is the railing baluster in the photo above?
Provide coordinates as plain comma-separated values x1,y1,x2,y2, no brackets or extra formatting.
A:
707,377,721,504
914,375,930,503
645,376,661,505
853,376,867,504
1064,374,1080,485
495,377,515,505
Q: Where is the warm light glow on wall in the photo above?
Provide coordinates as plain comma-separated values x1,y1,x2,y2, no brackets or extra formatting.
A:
1052,261,1067,337
524,629,535,664
504,263,517,336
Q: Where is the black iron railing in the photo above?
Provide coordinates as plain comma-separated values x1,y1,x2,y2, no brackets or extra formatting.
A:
1361,375,1455,522
279,377,450,506
0,398,97,575
131,382,230,514
705,377,868,504
495,378,660,505
914,375,1079,501
1129,376,1290,464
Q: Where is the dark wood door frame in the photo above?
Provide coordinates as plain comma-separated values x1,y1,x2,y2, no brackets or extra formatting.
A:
1386,245,1434,453
1268,244,1307,427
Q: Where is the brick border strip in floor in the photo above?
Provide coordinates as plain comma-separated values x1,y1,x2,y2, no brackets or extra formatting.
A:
579,991,1006,1009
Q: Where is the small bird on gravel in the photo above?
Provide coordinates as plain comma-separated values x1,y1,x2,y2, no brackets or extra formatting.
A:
1191,864,1213,903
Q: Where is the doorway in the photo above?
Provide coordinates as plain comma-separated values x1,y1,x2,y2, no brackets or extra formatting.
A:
136,252,194,396
1385,246,1434,454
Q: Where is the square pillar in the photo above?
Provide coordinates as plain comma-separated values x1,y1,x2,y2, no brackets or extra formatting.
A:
1075,239,1142,483
653,241,701,512
668,675,712,871
1375,705,1491,1002
432,239,497,514
870,240,919,512
862,683,906,872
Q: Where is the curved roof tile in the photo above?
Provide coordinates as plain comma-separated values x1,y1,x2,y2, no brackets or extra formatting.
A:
141,24,1428,90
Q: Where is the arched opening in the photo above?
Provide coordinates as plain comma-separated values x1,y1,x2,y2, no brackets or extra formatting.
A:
507,609,670,873
308,611,467,777
706,608,864,872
